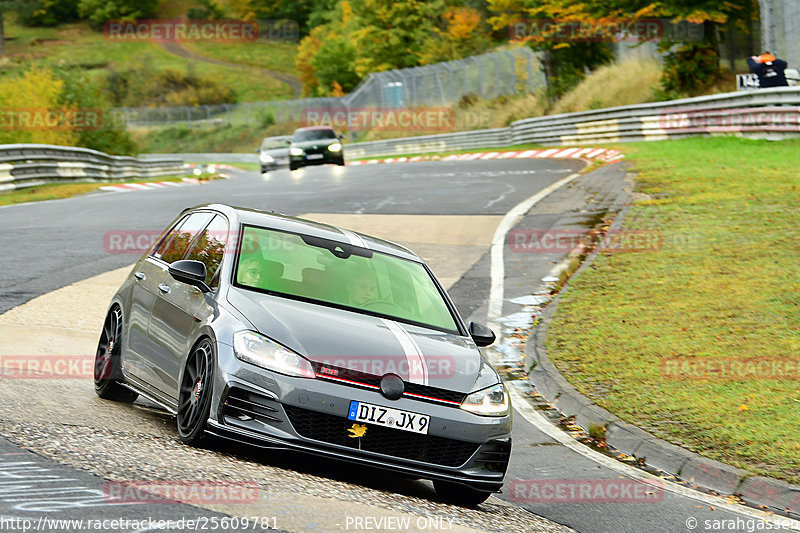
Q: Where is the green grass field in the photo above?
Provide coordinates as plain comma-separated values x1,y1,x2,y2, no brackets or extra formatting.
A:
546,136,800,483
186,40,298,73
0,20,297,103
131,120,303,154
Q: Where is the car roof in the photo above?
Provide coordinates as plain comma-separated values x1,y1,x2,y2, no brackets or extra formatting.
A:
185,204,420,262
294,126,335,132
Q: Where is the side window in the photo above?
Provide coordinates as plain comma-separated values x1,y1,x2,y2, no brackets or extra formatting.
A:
186,215,228,288
151,215,188,258
156,212,214,264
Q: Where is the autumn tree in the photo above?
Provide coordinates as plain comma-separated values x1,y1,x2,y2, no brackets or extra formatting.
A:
419,6,492,65
347,0,444,76
488,0,759,97
0,68,78,146
77,0,159,31
0,0,23,56
487,0,615,99
235,0,339,34
295,25,327,96
310,37,360,93
17,0,80,26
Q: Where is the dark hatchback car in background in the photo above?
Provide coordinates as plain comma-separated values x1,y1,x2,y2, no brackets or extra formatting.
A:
289,126,345,170
94,204,511,506
258,135,292,173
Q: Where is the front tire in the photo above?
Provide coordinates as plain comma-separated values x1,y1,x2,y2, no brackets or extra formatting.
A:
94,306,138,403
289,162,300,171
433,480,492,506
177,338,215,446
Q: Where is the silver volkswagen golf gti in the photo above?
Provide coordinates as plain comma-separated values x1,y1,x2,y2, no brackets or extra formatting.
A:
94,204,511,505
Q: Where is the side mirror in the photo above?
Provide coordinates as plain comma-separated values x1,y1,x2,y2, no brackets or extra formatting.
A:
468,322,496,347
169,260,211,293
255,149,261,153
337,133,345,139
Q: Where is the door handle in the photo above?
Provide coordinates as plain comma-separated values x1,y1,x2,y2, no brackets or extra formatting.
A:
158,283,171,294
134,272,146,281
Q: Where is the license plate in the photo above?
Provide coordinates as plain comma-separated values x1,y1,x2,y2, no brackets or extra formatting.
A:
348,401,430,434
306,154,324,160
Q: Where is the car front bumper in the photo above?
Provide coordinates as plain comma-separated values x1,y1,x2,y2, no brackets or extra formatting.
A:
260,158,288,171
211,349,511,492
290,153,344,167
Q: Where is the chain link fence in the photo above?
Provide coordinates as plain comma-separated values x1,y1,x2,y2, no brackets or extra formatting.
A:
342,47,542,109
114,48,544,128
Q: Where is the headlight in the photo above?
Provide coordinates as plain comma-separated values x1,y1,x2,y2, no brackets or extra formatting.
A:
259,153,274,163
207,165,216,174
460,383,509,416
233,331,315,378
289,147,304,156
192,168,202,176
328,142,342,152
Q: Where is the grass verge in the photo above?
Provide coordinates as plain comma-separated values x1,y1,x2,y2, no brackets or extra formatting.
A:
546,136,800,484
0,176,184,207
195,162,260,172
131,121,302,154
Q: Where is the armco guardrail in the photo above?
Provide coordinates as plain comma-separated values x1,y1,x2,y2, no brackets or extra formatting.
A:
140,153,258,164
0,144,183,192
345,87,800,158
345,128,511,158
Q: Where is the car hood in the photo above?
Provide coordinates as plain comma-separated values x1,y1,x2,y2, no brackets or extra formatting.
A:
226,288,492,394
292,139,337,150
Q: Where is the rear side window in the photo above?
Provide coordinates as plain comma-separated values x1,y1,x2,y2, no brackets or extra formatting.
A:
155,212,214,264
186,215,228,288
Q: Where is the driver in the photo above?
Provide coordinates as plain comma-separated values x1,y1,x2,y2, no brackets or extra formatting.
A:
346,268,378,306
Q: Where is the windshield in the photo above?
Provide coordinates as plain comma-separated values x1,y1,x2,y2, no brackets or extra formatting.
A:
261,138,290,150
293,129,336,142
234,225,458,333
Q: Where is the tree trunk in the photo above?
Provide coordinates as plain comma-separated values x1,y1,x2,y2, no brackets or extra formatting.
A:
0,12,6,57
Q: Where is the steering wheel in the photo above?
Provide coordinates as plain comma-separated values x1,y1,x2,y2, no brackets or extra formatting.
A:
359,299,403,314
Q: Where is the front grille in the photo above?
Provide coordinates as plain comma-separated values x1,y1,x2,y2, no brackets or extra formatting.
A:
403,382,466,405
223,387,283,426
311,362,467,407
304,146,328,155
283,405,479,468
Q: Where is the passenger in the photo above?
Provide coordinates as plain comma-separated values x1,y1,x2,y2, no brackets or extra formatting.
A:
238,256,266,288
